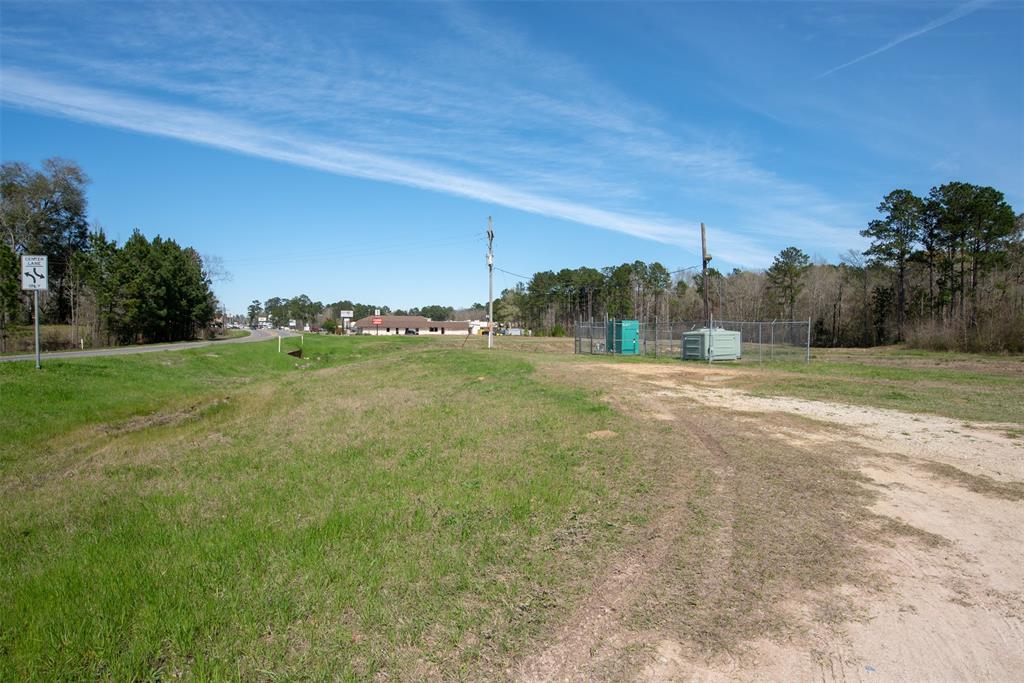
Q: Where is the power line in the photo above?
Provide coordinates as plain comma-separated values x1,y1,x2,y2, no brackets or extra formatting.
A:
494,266,532,280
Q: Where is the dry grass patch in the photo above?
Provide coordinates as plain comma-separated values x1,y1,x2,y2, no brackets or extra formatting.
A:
917,461,1024,501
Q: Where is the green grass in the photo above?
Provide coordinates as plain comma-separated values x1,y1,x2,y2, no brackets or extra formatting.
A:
0,335,418,466
0,336,640,680
5,336,1005,679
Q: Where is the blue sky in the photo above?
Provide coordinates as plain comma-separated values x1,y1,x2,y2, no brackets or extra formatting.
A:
1,1,1021,314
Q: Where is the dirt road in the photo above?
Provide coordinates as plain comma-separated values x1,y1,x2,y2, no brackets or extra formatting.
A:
513,361,1024,682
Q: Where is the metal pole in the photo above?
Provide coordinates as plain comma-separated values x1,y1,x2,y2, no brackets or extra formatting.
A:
708,312,713,364
806,317,811,362
34,290,40,369
655,316,659,358
758,322,763,363
701,222,711,327
487,216,494,350
771,320,775,361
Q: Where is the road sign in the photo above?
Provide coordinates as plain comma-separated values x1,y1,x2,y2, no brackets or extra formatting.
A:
374,309,380,316
338,310,354,319
21,255,48,291
372,317,383,326
21,255,47,369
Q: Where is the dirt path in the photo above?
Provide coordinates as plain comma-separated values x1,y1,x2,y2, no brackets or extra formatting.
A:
511,362,1024,682
514,412,738,682
603,362,1024,482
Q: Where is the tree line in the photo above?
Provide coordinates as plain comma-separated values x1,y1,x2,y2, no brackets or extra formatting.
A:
4,159,1018,353
1,159,217,350
490,182,1021,352
247,296,478,330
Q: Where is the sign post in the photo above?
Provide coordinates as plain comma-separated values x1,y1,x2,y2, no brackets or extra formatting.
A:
21,255,48,369
338,310,353,333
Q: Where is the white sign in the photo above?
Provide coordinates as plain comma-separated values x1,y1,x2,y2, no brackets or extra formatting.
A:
21,255,48,291
374,309,380,316
338,310,354,319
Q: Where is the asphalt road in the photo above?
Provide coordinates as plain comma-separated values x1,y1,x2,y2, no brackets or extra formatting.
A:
0,328,287,363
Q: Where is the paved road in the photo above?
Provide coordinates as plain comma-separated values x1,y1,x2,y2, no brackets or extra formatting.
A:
0,328,288,363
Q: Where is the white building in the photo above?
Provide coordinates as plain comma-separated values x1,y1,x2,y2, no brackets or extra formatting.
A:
352,315,470,335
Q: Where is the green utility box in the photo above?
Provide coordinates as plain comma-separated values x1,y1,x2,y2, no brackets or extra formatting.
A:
682,327,742,361
606,319,640,355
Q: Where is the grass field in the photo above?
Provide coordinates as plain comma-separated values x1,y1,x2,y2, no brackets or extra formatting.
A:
1,336,645,679
736,350,1024,424
2,335,1021,679
455,336,1024,424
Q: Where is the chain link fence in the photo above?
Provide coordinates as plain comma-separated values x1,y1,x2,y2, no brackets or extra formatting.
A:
574,318,811,362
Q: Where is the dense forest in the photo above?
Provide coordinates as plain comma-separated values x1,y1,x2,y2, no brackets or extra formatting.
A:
490,183,1022,352
1,159,217,351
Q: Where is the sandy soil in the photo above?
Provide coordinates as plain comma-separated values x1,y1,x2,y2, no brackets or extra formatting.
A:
604,362,1024,482
512,362,1024,682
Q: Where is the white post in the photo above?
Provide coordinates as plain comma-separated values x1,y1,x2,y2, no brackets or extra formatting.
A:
301,334,304,348
34,290,40,369
278,335,282,353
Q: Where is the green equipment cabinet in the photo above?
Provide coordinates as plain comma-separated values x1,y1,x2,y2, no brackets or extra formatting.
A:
682,327,742,361
606,319,640,355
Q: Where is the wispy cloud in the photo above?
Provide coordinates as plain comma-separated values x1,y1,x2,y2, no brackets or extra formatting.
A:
816,0,992,79
0,71,695,243
0,2,859,267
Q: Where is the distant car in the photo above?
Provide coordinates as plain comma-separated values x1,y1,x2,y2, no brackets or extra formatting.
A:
404,328,419,335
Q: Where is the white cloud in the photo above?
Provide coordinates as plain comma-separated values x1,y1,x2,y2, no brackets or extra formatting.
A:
0,3,864,267
1,69,704,245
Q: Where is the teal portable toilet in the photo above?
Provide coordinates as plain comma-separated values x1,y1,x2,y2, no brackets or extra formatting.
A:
682,327,741,361
606,319,640,355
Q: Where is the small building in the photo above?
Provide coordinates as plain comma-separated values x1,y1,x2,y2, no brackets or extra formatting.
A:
351,315,470,335
682,327,742,361
606,319,640,355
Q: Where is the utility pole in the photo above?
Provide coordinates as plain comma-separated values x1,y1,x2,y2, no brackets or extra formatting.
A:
701,222,712,327
487,216,494,349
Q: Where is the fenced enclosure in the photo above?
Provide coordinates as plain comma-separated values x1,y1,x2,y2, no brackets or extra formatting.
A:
574,318,811,362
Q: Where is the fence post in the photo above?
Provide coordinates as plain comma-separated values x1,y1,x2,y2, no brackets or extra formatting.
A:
770,320,775,361
758,322,763,363
806,317,811,363
654,316,659,358
708,313,713,364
